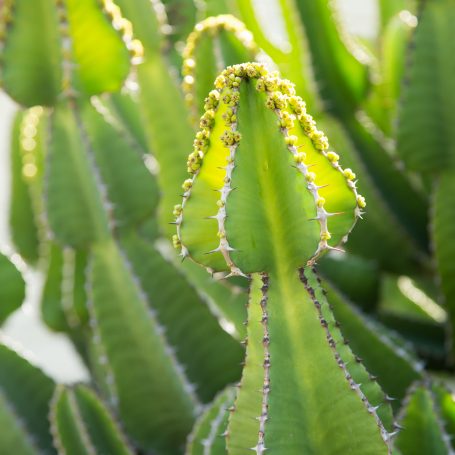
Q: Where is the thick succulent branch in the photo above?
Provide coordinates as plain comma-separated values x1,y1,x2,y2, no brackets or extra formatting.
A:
174,63,394,453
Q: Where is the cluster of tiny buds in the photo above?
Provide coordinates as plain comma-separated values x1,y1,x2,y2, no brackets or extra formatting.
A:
174,62,366,268
182,15,257,109
101,0,144,63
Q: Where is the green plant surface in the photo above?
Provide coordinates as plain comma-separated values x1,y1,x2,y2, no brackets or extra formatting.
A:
0,253,25,325
341,115,429,255
96,90,150,153
293,0,371,116
397,0,455,173
228,270,390,454
394,384,453,455
0,0,62,106
46,100,111,247
178,67,361,273
119,231,244,403
178,259,248,339
0,342,55,454
113,0,166,53
232,0,318,108
50,384,134,455
318,251,380,311
162,0,198,47
65,0,132,96
9,108,47,263
111,0,195,234
182,15,259,121
79,98,159,229
323,279,423,402
433,384,455,447
88,237,198,454
138,53,195,233
176,64,392,454
319,118,425,272
186,387,234,455
40,243,88,333
365,11,417,135
0,0,136,106
378,313,446,369
432,172,455,358
378,0,416,31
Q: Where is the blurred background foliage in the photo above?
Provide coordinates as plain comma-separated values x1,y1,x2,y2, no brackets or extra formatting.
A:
0,0,455,453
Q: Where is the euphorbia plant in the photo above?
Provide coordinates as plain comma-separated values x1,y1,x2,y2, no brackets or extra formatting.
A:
173,62,395,454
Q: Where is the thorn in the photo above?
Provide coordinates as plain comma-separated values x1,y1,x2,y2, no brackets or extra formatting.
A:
327,246,345,253
393,423,405,430
326,211,346,217
316,184,330,190
387,431,399,439
385,395,396,402
204,247,221,255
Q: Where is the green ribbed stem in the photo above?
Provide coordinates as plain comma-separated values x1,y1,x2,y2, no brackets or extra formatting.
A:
227,269,391,454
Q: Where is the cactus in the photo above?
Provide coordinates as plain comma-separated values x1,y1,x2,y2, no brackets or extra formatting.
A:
173,62,395,453
2,1,455,454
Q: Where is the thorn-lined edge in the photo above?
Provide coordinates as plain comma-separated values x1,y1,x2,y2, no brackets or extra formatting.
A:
300,269,392,453
185,387,235,455
56,0,77,98
0,386,41,454
60,247,81,329
395,382,455,455
253,273,270,455
174,63,366,270
285,92,365,258
99,0,144,66
429,385,455,455
182,15,258,122
87,244,202,417
86,281,121,411
213,86,244,277
202,391,233,455
66,388,98,455
310,269,397,432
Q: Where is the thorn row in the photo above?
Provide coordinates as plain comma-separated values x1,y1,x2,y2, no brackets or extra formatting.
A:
202,391,235,455
100,0,144,65
275,106,331,262
300,269,393,450
253,273,270,455
213,87,247,277
60,247,81,329
56,0,76,97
